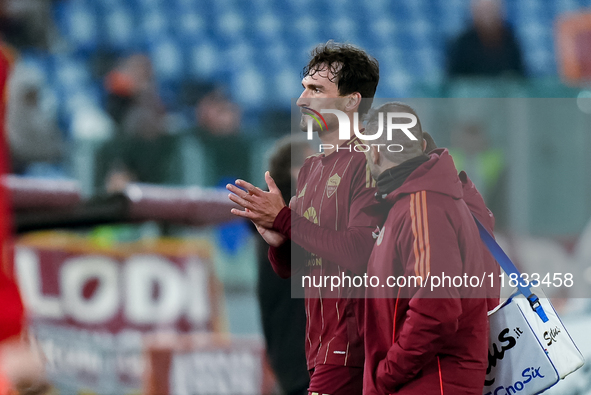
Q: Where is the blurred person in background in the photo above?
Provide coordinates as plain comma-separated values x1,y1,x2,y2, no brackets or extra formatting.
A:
191,88,249,188
6,63,66,177
0,37,47,395
98,54,181,192
256,137,313,395
260,109,293,138
448,122,507,230
190,88,252,255
97,105,182,193
0,0,57,50
104,54,166,133
446,0,525,78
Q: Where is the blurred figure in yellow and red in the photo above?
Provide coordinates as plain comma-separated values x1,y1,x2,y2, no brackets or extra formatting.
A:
0,39,46,395
192,88,247,187
97,54,181,193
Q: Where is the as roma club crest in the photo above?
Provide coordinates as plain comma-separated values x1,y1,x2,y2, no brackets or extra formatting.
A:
326,173,341,198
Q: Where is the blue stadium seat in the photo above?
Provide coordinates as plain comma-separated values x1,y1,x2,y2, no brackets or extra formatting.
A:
52,55,91,91
47,0,569,115
413,48,442,82
215,12,246,41
377,68,411,98
54,1,99,53
150,38,184,82
438,0,470,39
103,5,136,50
555,0,582,13
174,10,207,39
225,41,256,74
253,13,283,44
273,67,301,104
231,68,265,109
135,0,165,10
289,15,321,44
369,17,397,45
363,0,388,11
326,16,358,43
189,41,223,79
257,43,291,71
142,10,171,44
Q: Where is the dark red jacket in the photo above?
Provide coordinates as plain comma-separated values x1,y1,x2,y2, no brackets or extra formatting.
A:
364,149,490,395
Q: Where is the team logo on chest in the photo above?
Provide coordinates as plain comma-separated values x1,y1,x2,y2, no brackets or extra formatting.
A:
326,173,341,198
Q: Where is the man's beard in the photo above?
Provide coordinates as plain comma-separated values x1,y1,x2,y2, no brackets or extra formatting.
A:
299,114,322,133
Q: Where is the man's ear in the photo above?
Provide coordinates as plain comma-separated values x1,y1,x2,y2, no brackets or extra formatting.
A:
422,139,427,152
344,92,362,113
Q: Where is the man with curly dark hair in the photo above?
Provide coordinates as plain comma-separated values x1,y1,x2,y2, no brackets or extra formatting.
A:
302,41,379,118
228,41,382,395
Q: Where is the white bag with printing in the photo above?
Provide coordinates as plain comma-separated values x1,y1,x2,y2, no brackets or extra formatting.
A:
473,218,585,395
484,288,584,395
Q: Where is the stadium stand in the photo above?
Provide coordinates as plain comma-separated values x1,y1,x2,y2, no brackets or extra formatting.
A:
32,0,586,137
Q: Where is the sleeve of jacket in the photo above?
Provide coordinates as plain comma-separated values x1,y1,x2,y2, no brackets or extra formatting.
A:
268,205,314,279
267,239,307,279
272,161,380,275
268,241,291,279
376,191,464,392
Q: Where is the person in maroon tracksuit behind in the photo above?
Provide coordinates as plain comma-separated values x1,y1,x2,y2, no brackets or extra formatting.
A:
227,42,382,395
423,132,501,312
362,102,497,395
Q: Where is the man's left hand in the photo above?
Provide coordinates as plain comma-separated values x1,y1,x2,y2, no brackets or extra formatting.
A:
226,171,286,229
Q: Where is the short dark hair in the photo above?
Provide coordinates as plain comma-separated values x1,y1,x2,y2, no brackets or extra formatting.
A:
303,41,379,116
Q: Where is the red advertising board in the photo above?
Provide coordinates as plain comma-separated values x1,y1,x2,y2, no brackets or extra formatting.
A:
13,231,226,394
144,333,274,395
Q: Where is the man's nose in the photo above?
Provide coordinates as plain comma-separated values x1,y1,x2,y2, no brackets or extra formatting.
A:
296,92,309,107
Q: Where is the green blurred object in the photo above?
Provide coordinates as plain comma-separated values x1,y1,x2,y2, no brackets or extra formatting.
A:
89,224,144,248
